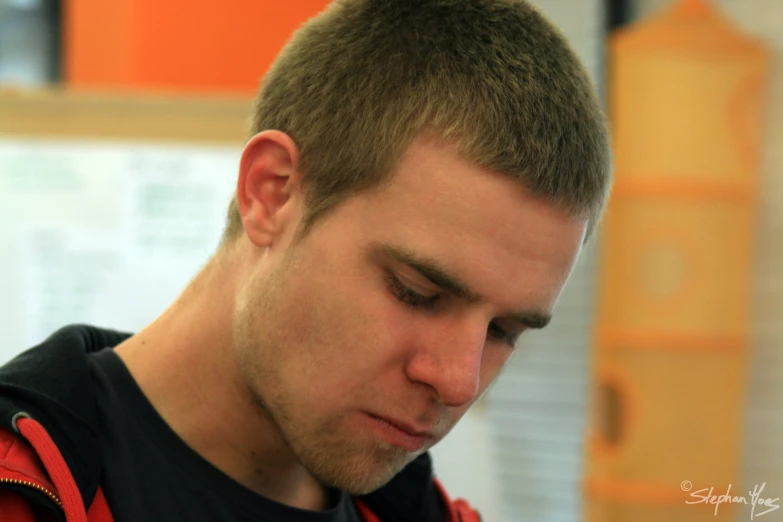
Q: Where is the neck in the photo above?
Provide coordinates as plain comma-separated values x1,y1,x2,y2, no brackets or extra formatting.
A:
114,243,332,510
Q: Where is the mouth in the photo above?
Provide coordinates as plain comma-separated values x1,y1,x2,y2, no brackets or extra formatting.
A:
363,412,435,452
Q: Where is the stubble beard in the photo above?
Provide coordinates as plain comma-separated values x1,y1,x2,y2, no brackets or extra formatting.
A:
240,348,421,495
284,415,422,495
231,266,419,496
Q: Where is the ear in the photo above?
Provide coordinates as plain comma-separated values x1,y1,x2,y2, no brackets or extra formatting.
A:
235,130,302,248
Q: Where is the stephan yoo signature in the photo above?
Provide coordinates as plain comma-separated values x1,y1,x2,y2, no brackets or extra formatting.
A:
681,480,780,519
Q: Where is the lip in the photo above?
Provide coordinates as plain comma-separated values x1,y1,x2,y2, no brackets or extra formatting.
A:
363,413,435,452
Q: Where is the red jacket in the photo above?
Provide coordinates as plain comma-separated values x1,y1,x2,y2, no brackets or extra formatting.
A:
0,326,482,522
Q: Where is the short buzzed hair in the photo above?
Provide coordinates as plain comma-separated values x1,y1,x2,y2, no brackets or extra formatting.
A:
221,0,612,244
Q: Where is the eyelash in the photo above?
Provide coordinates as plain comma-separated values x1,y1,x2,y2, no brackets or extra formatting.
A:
385,273,517,347
385,272,440,309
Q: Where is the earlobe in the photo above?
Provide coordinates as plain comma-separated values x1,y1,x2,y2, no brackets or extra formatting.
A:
235,131,302,248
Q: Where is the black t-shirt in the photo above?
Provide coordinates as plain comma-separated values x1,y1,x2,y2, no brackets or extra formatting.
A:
87,348,362,522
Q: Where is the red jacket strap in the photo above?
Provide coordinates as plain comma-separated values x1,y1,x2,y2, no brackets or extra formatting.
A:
14,414,89,522
354,498,383,522
433,478,482,522
86,486,114,521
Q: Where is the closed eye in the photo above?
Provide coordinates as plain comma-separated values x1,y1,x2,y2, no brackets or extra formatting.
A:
385,272,440,310
387,272,521,347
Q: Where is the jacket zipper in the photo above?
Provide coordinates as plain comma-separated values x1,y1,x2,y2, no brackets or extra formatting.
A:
0,477,63,508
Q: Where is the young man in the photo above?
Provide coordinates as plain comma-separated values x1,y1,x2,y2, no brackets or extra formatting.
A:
0,0,612,520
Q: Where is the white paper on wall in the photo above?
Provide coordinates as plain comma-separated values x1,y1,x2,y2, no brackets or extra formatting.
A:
18,226,125,347
0,138,241,363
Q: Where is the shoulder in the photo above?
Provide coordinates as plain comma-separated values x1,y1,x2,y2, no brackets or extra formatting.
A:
0,325,131,514
0,413,115,521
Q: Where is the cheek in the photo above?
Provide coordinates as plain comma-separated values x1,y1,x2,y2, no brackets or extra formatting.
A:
478,344,513,392
273,270,400,398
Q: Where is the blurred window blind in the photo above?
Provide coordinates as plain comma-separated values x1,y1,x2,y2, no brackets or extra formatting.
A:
705,0,783,511
485,2,606,520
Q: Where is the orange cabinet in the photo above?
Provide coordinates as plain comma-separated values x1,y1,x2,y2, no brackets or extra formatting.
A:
585,1,770,520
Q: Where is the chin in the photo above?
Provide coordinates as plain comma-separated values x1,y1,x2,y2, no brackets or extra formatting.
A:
317,466,400,496
305,445,417,495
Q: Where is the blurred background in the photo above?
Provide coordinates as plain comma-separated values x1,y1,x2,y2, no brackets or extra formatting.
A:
0,0,780,521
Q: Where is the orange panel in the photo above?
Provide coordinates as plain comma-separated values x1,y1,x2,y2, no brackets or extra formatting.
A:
586,348,745,487
609,46,768,180
63,0,137,86
596,197,754,339
585,2,771,521
608,2,769,181
63,0,333,93
586,496,741,522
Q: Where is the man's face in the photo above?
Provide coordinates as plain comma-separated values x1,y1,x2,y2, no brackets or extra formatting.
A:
232,138,587,494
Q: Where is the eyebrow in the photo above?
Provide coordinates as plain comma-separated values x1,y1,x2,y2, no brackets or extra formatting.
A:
371,243,552,329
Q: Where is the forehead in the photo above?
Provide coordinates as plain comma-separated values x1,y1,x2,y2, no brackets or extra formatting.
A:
336,138,587,311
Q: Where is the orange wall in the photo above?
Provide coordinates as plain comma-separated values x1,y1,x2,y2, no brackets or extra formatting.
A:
64,0,333,94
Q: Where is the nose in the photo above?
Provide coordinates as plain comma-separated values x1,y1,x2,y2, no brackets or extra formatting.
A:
404,318,486,408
